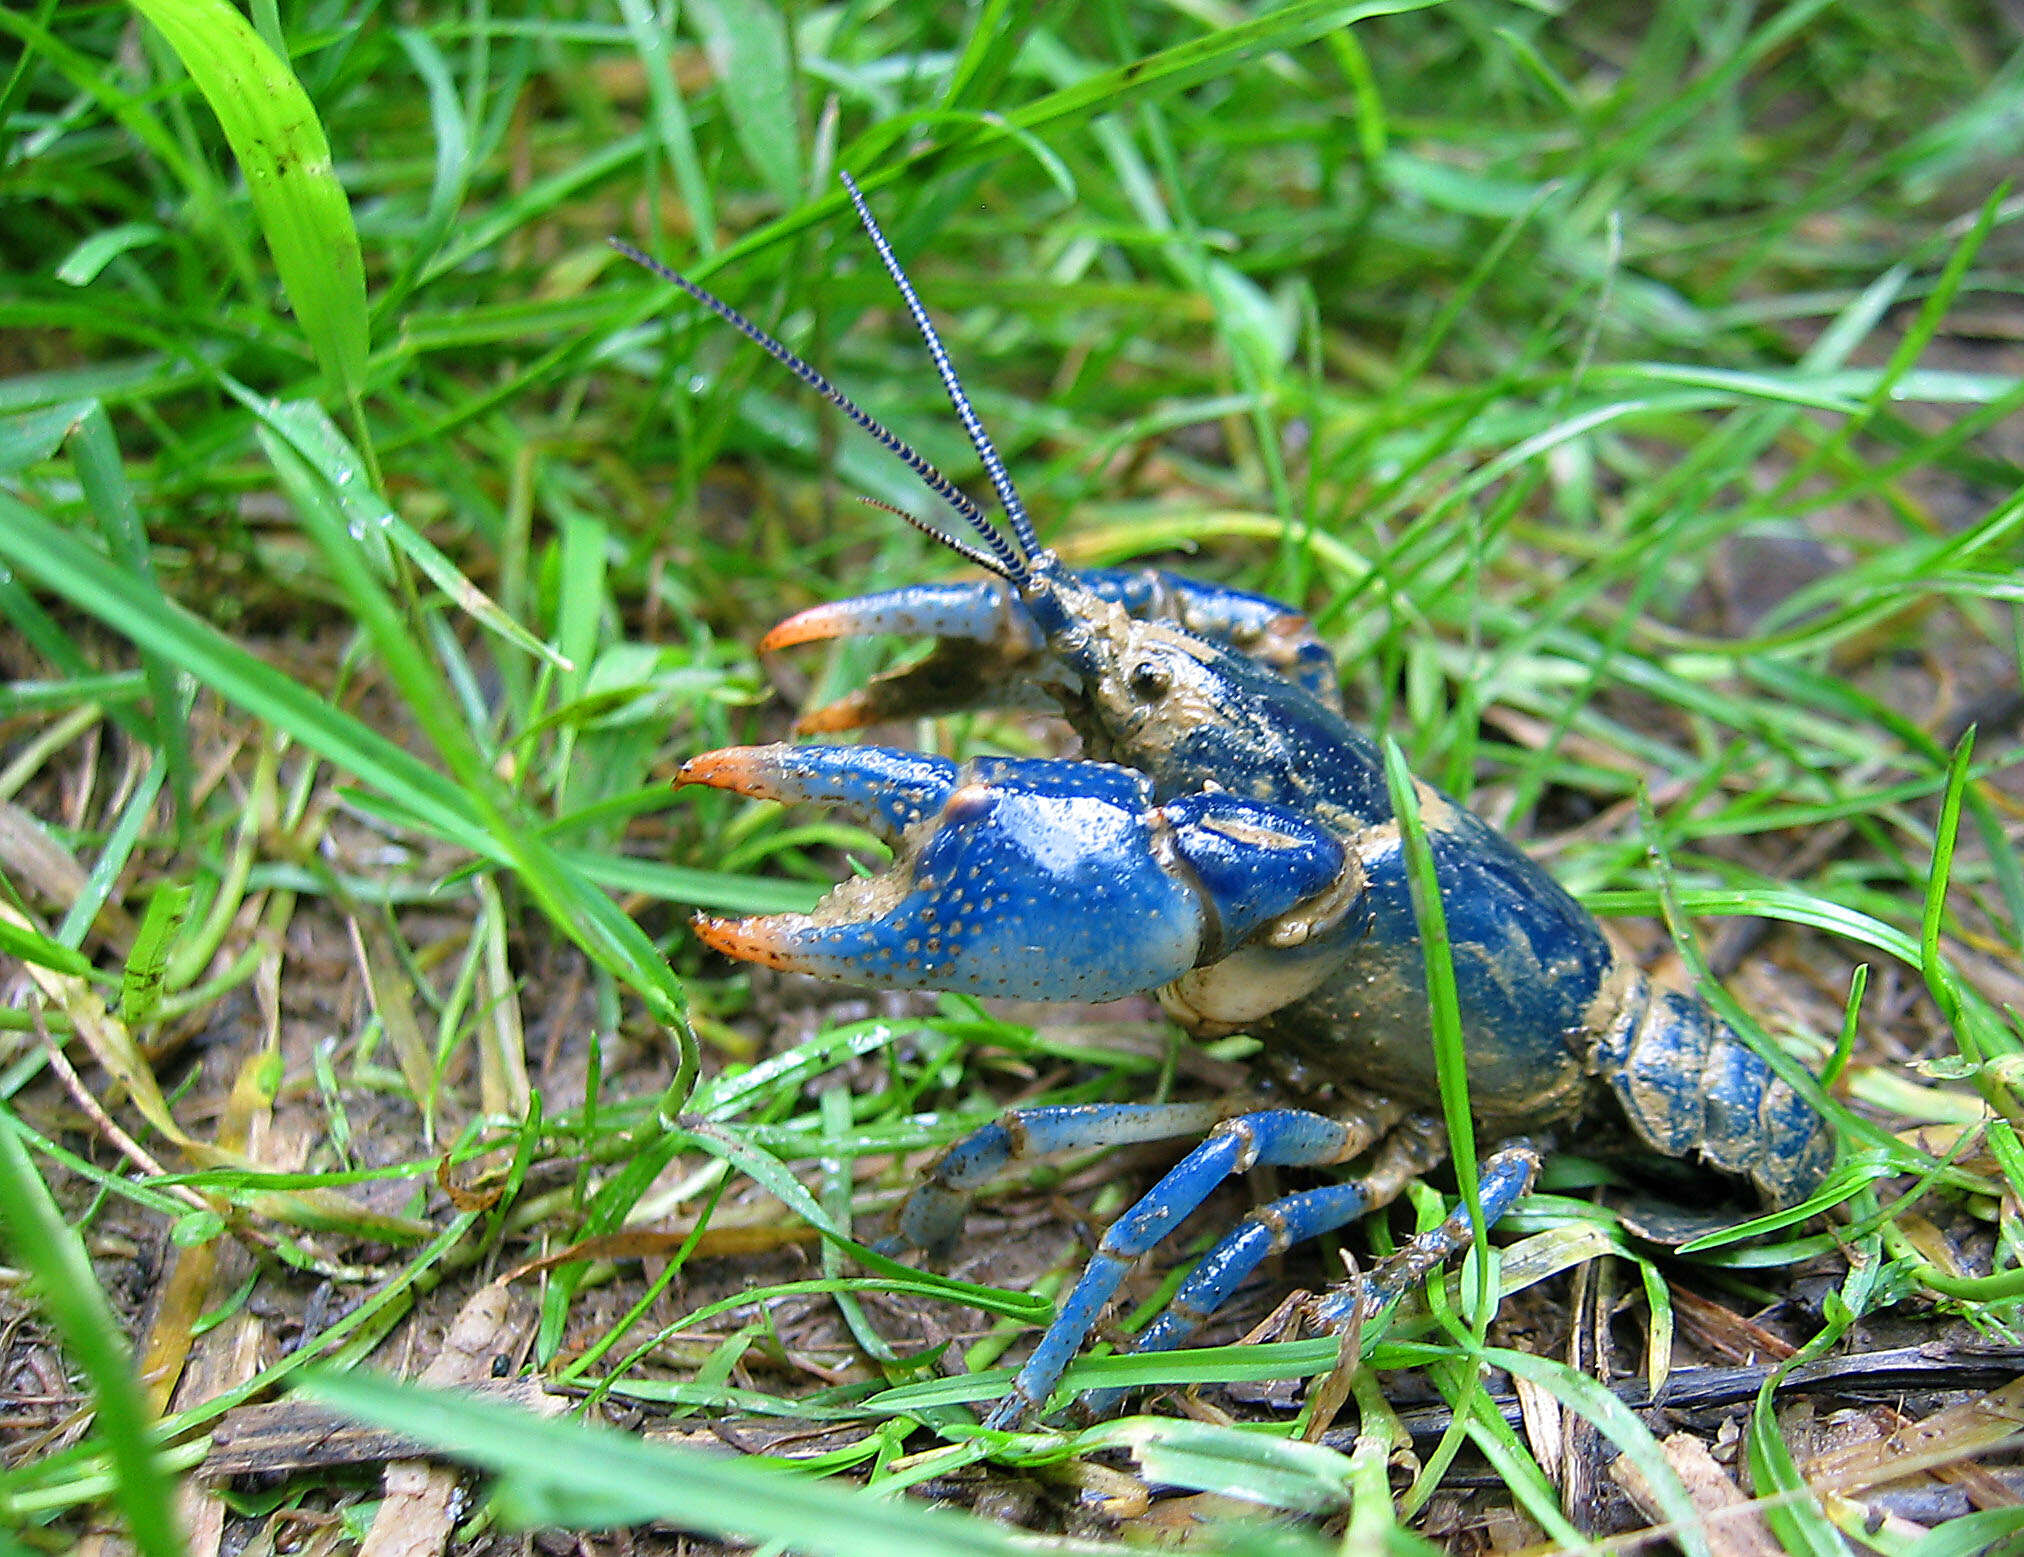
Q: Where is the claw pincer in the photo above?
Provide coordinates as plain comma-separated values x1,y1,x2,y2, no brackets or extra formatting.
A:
680,745,1349,1002
758,567,1341,730
632,171,1837,1430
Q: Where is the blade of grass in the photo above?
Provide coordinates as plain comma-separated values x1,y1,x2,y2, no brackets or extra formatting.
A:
302,1368,1038,1555
0,1104,182,1557
1381,735,1491,1329
261,428,694,1061
69,405,193,823
126,0,369,424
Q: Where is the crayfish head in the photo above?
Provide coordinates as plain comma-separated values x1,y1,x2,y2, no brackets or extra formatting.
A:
1022,558,1381,822
1017,563,1237,773
1080,626,1234,768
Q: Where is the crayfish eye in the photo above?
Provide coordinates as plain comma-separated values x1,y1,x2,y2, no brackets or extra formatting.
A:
1127,659,1172,701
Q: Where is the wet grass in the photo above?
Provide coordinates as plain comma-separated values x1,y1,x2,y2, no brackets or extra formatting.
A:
2,1,2022,1552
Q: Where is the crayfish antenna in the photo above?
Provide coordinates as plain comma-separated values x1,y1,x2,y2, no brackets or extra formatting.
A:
605,235,1016,582
838,172,1049,577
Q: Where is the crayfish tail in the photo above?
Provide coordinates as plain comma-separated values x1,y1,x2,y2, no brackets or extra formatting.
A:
1595,972,1835,1206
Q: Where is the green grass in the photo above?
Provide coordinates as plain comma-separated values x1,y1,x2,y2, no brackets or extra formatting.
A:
3,1,2022,1552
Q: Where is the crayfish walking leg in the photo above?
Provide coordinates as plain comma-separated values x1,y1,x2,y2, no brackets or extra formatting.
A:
1073,1132,1542,1421
945,1109,1538,1431
883,1099,1266,1261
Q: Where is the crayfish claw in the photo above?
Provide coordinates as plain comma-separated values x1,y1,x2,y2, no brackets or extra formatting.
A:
757,582,1060,732
758,567,1341,732
758,584,1028,655
683,749,1355,1003
789,638,1064,733
789,690,883,736
689,911,821,973
677,742,958,842
756,601,862,654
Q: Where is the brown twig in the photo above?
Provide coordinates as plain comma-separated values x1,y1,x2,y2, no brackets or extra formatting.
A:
1323,1343,2024,1447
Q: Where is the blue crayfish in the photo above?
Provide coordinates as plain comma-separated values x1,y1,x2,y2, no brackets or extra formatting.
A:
628,176,1835,1430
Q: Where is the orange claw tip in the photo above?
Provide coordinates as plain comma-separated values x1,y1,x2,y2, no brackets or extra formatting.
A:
758,604,853,653
676,746,771,795
791,692,879,736
690,911,812,972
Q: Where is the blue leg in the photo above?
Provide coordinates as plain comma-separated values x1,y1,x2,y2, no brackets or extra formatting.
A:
1307,1142,1541,1333
882,1100,1249,1260
1074,1115,1449,1420
981,1107,1395,1430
